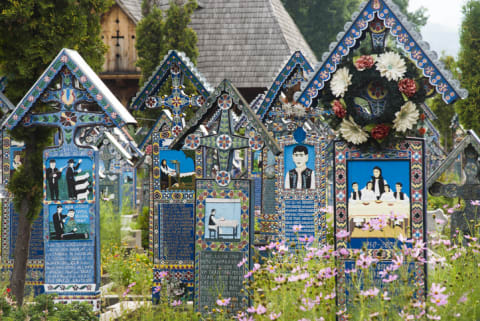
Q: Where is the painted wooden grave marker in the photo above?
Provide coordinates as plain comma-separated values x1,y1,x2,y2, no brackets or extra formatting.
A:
295,0,467,315
237,51,328,244
131,51,212,299
0,88,45,295
2,48,136,310
172,79,279,313
428,130,480,238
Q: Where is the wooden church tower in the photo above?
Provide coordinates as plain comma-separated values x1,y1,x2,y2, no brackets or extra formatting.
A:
100,0,142,106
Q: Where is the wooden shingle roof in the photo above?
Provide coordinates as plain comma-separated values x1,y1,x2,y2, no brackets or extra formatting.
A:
126,0,317,89
117,0,143,23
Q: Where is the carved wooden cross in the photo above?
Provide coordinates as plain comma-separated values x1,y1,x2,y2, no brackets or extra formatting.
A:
146,62,205,136
199,94,249,186
112,30,124,47
429,144,480,237
23,68,112,148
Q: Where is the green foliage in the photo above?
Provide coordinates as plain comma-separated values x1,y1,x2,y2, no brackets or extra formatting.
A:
429,56,459,152
391,0,428,31
281,0,427,59
101,244,153,296
281,0,361,59
134,206,150,249
0,291,97,321
136,0,198,86
100,200,122,246
457,0,480,134
136,5,166,85
0,0,112,103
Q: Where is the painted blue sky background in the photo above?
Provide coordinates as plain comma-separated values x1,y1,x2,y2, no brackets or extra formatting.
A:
205,199,241,239
284,144,315,176
159,150,194,173
347,160,410,197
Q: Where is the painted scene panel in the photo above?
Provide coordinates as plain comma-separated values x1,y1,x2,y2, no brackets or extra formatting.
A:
347,160,411,249
45,156,94,201
158,150,195,190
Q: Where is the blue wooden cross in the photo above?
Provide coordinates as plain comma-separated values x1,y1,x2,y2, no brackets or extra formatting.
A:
146,62,205,136
22,68,111,147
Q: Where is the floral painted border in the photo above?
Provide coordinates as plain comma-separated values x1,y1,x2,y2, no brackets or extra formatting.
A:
334,138,426,315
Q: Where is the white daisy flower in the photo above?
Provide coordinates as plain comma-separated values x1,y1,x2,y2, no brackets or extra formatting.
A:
375,52,407,81
339,116,369,144
392,101,419,132
330,67,352,98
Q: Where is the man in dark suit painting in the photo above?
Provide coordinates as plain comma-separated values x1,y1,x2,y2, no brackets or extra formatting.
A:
46,159,63,200
52,205,67,240
284,145,315,189
66,158,82,200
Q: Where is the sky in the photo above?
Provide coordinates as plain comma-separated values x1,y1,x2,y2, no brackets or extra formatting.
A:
408,0,467,58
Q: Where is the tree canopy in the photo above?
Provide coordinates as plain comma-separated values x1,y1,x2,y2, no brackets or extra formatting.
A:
429,55,459,152
136,0,198,86
457,0,480,134
281,0,428,59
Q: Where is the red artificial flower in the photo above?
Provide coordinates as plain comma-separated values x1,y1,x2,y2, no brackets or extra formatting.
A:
6,288,10,293
371,124,390,140
398,78,417,97
418,127,426,135
420,113,426,121
354,55,375,71
332,100,347,118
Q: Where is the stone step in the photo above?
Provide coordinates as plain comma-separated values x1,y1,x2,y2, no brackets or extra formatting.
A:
100,300,149,321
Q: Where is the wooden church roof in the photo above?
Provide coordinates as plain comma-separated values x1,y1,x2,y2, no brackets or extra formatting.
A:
116,0,143,23
121,0,317,89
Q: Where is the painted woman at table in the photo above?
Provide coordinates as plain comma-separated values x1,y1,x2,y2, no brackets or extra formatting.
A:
369,166,387,200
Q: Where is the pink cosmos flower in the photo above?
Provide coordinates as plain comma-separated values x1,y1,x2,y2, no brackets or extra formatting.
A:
429,283,446,296
171,300,182,306
246,306,257,313
399,310,415,320
426,315,441,320
216,297,231,306
430,293,448,306
360,287,380,297
458,294,468,303
471,200,480,206
382,291,391,301
244,271,253,278
256,304,267,315
266,265,276,273
158,271,168,278
293,224,303,232
382,274,398,283
317,267,337,280
269,312,282,320
356,254,376,269
237,257,247,267
274,275,286,283
336,230,350,239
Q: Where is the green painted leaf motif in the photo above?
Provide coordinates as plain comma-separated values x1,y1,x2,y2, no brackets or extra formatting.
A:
64,129,73,144
354,97,371,115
